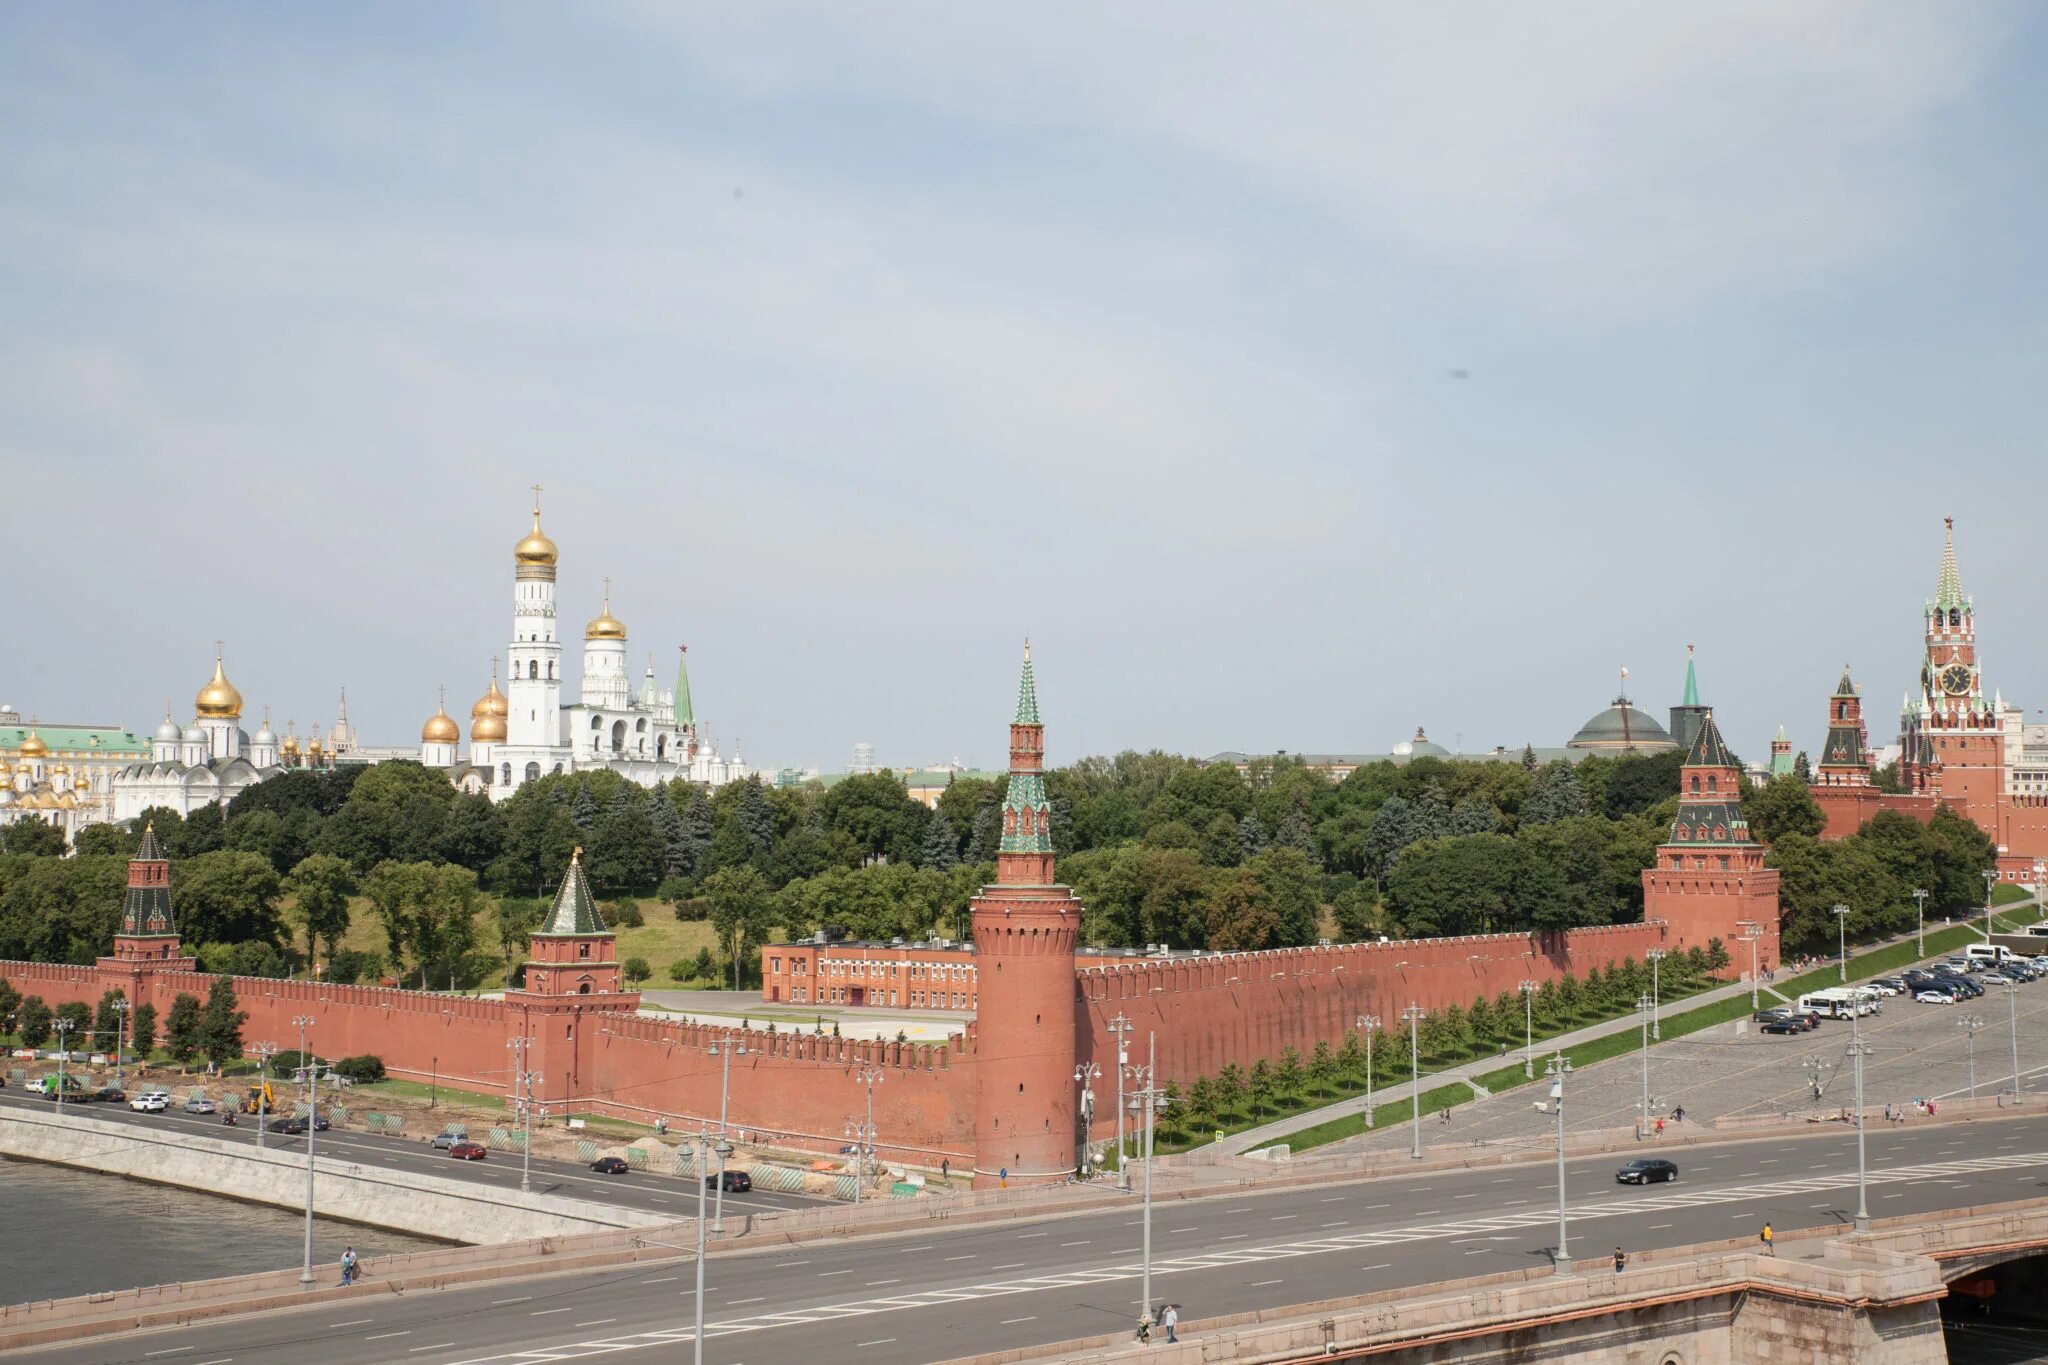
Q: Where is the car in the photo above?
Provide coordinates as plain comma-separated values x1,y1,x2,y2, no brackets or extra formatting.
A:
130,1090,170,1112
1915,990,1957,1004
1760,1018,1805,1035
706,1170,752,1192
1754,1008,1813,1032
1616,1158,1678,1185
432,1129,467,1150
182,1095,216,1114
1871,977,1907,993
272,1116,308,1134
590,1156,631,1175
1937,976,1983,999
91,1087,126,1105
448,1140,487,1160
1981,973,2016,986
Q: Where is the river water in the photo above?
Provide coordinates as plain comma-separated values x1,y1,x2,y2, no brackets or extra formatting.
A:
0,1157,443,1305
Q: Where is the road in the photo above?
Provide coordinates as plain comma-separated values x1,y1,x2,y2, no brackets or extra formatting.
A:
17,1113,2048,1365
0,1089,823,1220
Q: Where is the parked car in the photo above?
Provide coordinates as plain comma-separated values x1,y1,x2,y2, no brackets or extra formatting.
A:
432,1129,468,1150
1760,1018,1805,1035
182,1095,216,1114
1915,990,1958,1005
1869,977,1907,994
130,1090,170,1112
448,1140,487,1160
1981,973,2016,986
590,1156,631,1175
1616,1158,1679,1185
90,1086,126,1104
706,1170,752,1192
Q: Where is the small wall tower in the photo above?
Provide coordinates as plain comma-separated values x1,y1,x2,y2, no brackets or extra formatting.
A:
507,847,639,1108
100,823,196,971
969,642,1082,1187
1641,708,1781,970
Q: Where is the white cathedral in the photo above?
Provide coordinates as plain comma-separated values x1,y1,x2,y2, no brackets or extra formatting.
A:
424,494,749,800
107,653,292,821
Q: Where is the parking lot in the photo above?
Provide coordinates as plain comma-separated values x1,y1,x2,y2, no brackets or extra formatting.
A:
1330,945,2048,1155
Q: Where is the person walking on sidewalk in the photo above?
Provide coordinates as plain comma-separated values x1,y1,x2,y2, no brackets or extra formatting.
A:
1760,1222,1775,1256
1162,1304,1179,1343
1613,1246,1627,1274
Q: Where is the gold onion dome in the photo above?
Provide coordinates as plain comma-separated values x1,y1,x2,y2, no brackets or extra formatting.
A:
422,690,460,744
471,668,509,721
585,579,627,640
18,729,47,759
195,654,243,719
471,708,507,745
514,497,558,568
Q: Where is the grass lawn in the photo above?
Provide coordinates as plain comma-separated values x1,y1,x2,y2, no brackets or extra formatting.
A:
1261,1083,1473,1153
354,1077,507,1112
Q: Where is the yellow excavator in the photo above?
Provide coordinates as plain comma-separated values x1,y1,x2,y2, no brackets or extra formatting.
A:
241,1080,277,1115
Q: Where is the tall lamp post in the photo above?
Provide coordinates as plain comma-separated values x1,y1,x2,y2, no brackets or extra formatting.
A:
1833,904,1851,983
52,1018,73,1105
1912,888,1929,958
1983,869,1999,943
1546,1053,1574,1274
1401,1004,1425,1160
1355,1015,1380,1128
847,1063,884,1205
507,1035,540,1193
690,1129,735,1365
2002,979,2022,1100
1516,982,1537,1079
111,997,131,1087
1735,920,1764,1010
1126,1034,1166,1332
1803,1055,1834,1102
1645,951,1666,1040
1634,994,1656,1137
1958,1014,1984,1097
1107,1011,1133,1188
1074,1062,1101,1175
1848,1003,1871,1234
292,1015,319,1288
710,1034,749,1233
252,1041,279,1149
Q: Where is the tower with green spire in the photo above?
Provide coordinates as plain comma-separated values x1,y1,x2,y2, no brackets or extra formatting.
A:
1668,644,1711,757
1769,724,1795,779
673,643,696,738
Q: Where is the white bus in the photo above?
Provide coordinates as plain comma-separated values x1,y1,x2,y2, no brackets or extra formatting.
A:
1797,988,1876,1019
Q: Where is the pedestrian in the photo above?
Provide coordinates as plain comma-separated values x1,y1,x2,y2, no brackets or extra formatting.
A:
1655,1117,1665,1137
1613,1246,1627,1274
1883,1102,1891,1123
1162,1303,1178,1344
1499,1041,1507,1058
340,1247,357,1286
1440,1106,1452,1125
1672,1105,1685,1123
1760,1222,1775,1256
941,1157,951,1183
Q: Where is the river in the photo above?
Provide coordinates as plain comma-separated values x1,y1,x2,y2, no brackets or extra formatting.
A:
0,1157,444,1305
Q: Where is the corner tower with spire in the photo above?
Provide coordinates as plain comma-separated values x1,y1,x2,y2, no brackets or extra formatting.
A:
969,642,1082,1187
1641,705,1782,972
507,847,640,1110
100,823,197,976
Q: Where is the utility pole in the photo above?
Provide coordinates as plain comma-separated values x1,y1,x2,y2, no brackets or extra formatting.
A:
1107,1012,1133,1188
1912,888,1928,958
1635,994,1656,1137
507,1035,539,1193
1402,1004,1425,1160
1517,982,1536,1079
293,1015,318,1288
1547,1053,1573,1274
1126,1034,1167,1333
1073,1062,1101,1176
53,1018,72,1106
1645,951,1666,1040
1736,920,1763,1010
1983,869,1999,943
1833,903,1850,983
1959,1014,1983,1098
252,1041,278,1149
1848,1004,1871,1234
691,1128,735,1365
711,1034,749,1233
2004,979,2022,1100
111,997,131,1088
1355,1015,1380,1128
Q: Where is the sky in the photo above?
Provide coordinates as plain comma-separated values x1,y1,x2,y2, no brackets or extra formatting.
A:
4,4,2048,772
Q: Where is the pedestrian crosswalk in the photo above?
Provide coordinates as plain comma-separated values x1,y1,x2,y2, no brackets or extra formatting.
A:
439,1149,2048,1364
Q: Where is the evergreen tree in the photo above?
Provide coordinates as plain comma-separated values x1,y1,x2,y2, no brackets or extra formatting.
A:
198,978,248,1066
1363,795,1415,882
1272,798,1318,862
919,810,959,871
570,784,599,831
1236,813,1266,861
1793,751,1813,784
735,777,775,853
588,783,666,895
164,993,203,1063
131,1002,158,1057
1522,762,1588,826
1449,799,1500,835
967,797,1001,863
675,788,714,877
650,789,687,872
1520,744,1538,773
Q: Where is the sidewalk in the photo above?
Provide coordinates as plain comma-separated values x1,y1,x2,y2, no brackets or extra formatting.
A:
1210,892,2042,1158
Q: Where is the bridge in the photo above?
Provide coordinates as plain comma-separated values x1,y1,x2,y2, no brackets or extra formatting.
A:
7,1112,2048,1363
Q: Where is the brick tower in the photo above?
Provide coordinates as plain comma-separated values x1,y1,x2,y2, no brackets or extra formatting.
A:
1815,666,1872,787
970,643,1082,1187
1899,518,2006,825
100,824,195,969
507,848,639,1108
1641,709,1781,969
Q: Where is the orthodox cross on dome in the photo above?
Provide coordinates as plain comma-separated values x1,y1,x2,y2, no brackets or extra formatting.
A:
532,482,543,514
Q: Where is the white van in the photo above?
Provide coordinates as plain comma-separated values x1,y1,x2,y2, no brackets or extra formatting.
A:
1965,943,2018,969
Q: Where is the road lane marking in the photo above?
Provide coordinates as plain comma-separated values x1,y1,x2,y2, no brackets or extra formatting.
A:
819,1270,852,1276
364,1331,412,1340
145,1351,192,1358
1253,1278,1285,1286
491,1297,532,1306
639,1277,678,1285
1060,1240,1091,1246
1650,1223,1673,1229
1320,1196,1343,1202
1271,1215,1298,1221
407,1347,454,1354
331,1318,374,1327
858,1340,896,1348
866,1280,901,1287
945,1255,976,1262
729,1298,766,1306
574,1320,617,1328
532,1307,572,1315
1001,1316,1036,1324
774,1261,809,1268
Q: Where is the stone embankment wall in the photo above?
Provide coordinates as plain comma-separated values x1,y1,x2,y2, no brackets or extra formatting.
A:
0,1105,668,1242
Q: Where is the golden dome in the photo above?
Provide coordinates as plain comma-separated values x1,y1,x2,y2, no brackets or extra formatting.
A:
18,729,47,759
471,664,509,721
280,728,301,756
585,578,627,641
195,653,244,719
470,710,507,744
422,688,461,744
514,492,558,568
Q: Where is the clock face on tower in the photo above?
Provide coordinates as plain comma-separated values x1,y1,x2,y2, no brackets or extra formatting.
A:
1940,663,1973,696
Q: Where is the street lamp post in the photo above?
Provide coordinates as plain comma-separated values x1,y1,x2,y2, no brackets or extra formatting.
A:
1126,1033,1166,1332
1959,1015,1984,1098
1402,1004,1425,1160
847,1064,883,1205
507,1035,539,1193
1736,920,1763,1010
1355,1015,1380,1128
1074,1062,1101,1175
1517,982,1537,1080
1803,1055,1833,1102
1635,994,1656,1137
111,997,131,1087
1108,1011,1133,1188
1546,1053,1574,1274
710,1034,749,1233
252,1041,278,1149
2003,979,2022,1100
1833,904,1851,983
1984,869,1999,943
1912,889,1929,958
292,1015,318,1288
690,1129,735,1365
1645,952,1666,1040
1848,1004,1871,1234
52,1018,73,1106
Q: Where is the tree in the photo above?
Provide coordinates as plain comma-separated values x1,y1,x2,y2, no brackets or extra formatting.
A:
286,853,356,969
1742,777,1825,843
54,1000,90,1048
1521,762,1587,826
705,866,772,991
570,784,599,831
1246,1058,1277,1117
649,790,687,874
172,851,286,948
1331,880,1381,942
1449,799,1500,835
436,792,508,872
1,815,66,856
734,777,776,854
73,824,139,858
587,784,666,896
1602,750,1685,818
673,789,714,878
94,989,127,1054
623,956,651,986
15,995,50,1048
1793,751,1813,783
0,976,16,1029
1277,1045,1305,1097
164,993,203,1063
199,978,247,1066
918,809,959,871
1307,1039,1337,1096
131,1002,158,1057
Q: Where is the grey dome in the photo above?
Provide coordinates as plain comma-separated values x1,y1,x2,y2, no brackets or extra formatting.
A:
1568,696,1677,753
1392,726,1451,761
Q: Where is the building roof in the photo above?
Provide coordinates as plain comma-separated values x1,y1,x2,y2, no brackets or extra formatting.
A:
1567,697,1678,753
1683,710,1738,770
536,848,609,936
0,725,150,756
1015,640,1040,726
1391,726,1450,759
1681,649,1700,708
1833,665,1859,699
1935,516,1968,611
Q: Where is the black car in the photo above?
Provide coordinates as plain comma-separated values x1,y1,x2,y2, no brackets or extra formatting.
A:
706,1170,752,1192
590,1156,631,1175
271,1115,331,1135
1760,1017,1804,1035
91,1087,126,1104
1616,1158,1678,1185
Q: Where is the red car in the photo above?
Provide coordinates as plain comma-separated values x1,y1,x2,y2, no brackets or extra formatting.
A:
448,1140,487,1160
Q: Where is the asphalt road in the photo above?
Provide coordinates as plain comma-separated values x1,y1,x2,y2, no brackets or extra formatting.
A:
0,1089,823,1219
17,1114,2048,1365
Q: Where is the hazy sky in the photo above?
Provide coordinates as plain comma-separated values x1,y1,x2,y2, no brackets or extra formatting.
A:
5,5,2047,771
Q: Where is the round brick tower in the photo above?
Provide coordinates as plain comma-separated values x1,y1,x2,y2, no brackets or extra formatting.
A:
970,642,1081,1187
